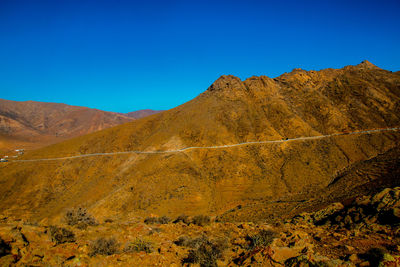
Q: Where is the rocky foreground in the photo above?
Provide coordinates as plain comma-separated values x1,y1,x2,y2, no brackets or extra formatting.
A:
1,187,400,266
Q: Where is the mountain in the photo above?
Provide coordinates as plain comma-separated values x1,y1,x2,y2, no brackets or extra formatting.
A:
0,99,133,153
0,60,399,224
125,109,163,119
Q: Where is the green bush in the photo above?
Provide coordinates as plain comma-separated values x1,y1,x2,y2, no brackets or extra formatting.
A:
65,207,97,229
124,238,153,253
192,215,211,226
90,237,119,256
49,226,75,244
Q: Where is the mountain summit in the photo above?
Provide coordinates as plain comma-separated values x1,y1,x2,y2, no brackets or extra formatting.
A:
355,59,380,69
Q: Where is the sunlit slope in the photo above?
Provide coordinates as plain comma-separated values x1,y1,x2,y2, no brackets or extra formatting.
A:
0,61,399,222
19,61,400,158
0,99,133,152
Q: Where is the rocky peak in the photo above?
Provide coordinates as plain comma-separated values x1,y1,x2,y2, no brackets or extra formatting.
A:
207,75,243,92
355,60,380,70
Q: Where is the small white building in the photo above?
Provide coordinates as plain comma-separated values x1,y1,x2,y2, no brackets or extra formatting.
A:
15,149,25,155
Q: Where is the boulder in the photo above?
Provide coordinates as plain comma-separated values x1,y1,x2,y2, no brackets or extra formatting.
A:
372,187,400,211
313,202,344,225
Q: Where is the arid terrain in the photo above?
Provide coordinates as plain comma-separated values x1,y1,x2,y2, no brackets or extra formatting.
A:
0,186,399,266
0,99,135,153
0,100,163,154
125,109,163,119
0,61,399,266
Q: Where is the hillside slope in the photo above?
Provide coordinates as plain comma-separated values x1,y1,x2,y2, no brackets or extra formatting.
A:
0,99,133,152
0,60,399,223
125,109,163,119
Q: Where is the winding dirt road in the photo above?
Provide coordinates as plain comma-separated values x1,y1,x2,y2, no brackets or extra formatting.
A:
7,127,400,163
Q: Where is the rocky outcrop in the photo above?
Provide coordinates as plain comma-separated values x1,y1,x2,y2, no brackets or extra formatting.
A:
310,187,400,229
1,188,400,266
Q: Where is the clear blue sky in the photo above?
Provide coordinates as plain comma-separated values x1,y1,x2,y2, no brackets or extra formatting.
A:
1,0,399,112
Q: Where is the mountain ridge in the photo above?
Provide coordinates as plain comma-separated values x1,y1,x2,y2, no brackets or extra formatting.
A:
124,109,164,119
0,61,399,224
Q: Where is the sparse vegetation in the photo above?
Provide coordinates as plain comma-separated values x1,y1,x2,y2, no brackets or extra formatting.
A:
182,237,228,267
124,238,153,253
158,215,171,224
173,214,190,224
144,217,158,224
144,216,171,225
65,207,97,229
90,237,119,256
174,236,191,247
247,229,277,249
48,225,75,244
192,215,211,226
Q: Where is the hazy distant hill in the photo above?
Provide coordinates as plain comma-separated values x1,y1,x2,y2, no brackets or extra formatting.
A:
125,109,163,119
1,61,399,223
0,99,133,152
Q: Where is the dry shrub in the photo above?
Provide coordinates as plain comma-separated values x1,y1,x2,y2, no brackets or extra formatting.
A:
90,237,119,256
174,236,192,247
174,235,208,248
148,227,162,235
144,215,171,225
124,238,153,253
192,215,211,226
65,207,97,229
173,214,190,224
49,226,75,244
247,229,276,249
182,236,228,267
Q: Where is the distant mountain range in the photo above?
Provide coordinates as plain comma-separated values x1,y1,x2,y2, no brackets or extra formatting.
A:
124,109,163,119
0,98,162,152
